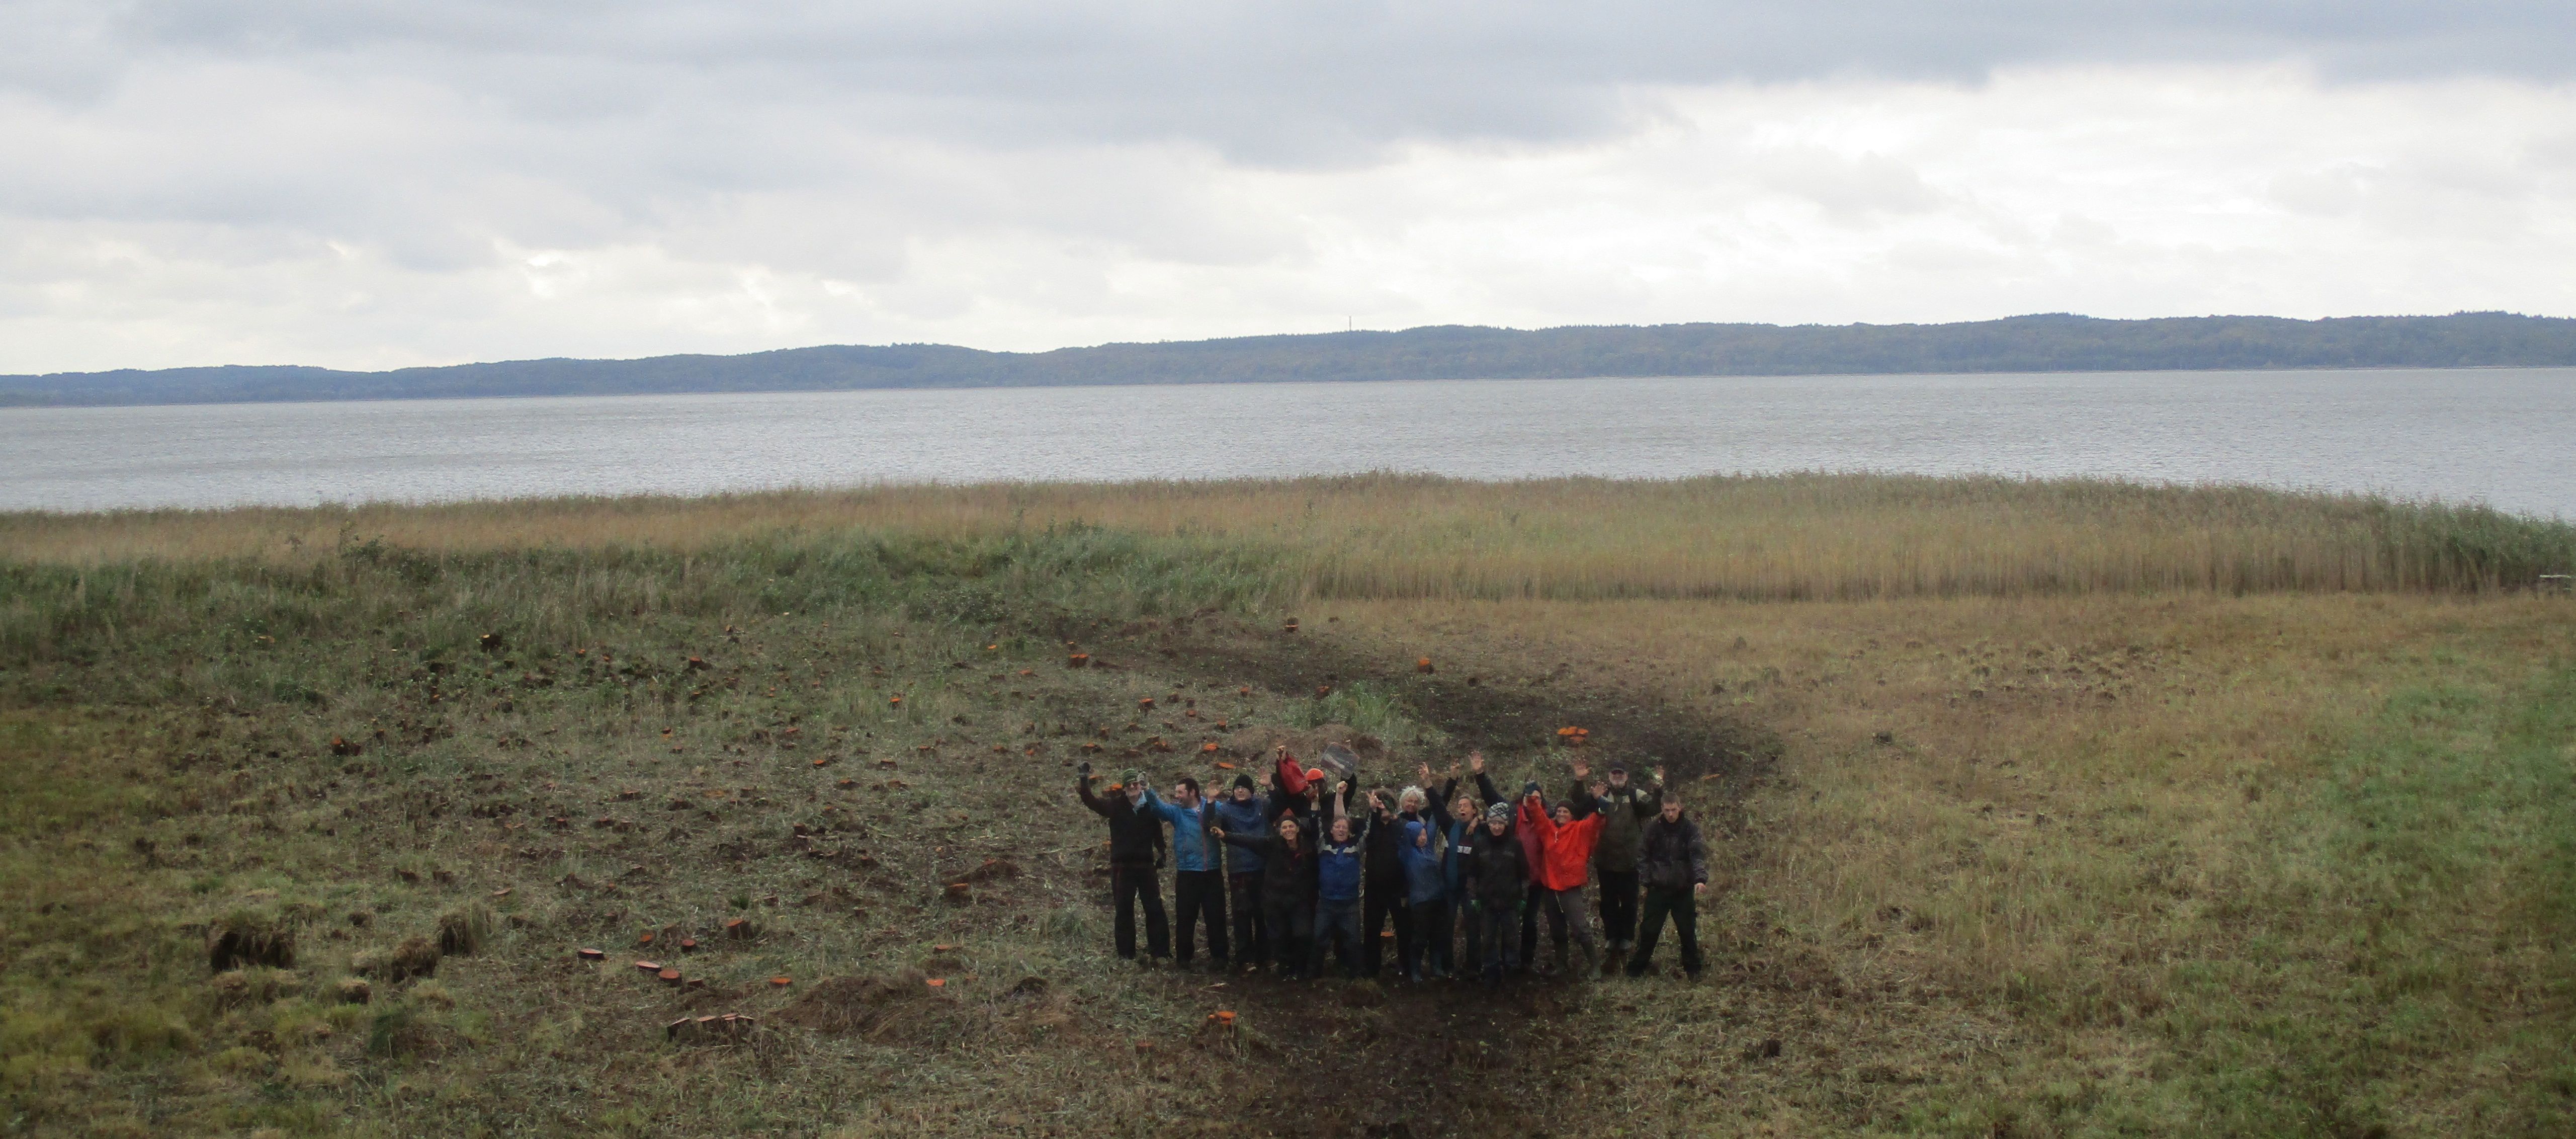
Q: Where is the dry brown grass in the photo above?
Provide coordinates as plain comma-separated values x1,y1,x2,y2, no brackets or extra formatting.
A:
8,473,2568,598
7,477,2574,1135
1311,591,2576,1132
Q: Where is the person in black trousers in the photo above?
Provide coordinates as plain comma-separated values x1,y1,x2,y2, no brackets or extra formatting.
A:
1212,773,1272,971
1217,798,1322,979
1570,758,1662,963
1627,790,1710,979
1076,763,1169,964
1358,786,1411,978
1141,777,1226,969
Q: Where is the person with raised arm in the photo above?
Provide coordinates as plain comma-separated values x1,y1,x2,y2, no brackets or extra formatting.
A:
1426,749,1501,976
1212,772,1272,973
1625,789,1711,980
1140,776,1227,971
1571,758,1663,966
1396,787,1451,981
1309,781,1373,979
1461,798,1530,988
1075,762,1170,965
1519,777,1608,976
1360,782,1413,978
1217,785,1321,979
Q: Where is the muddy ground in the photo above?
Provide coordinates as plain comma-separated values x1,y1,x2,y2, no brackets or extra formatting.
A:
1070,613,1786,1138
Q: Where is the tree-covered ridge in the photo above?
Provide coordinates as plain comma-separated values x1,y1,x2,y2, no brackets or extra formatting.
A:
6,311,2572,407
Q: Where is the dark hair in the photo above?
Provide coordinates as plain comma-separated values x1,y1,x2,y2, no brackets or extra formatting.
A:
1177,777,1201,795
1660,789,1682,805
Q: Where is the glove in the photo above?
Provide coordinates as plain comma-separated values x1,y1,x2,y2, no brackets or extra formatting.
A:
1078,760,1092,777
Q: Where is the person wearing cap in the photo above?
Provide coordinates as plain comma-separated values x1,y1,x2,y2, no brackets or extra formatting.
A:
1141,776,1228,971
1076,762,1170,964
1462,799,1530,987
1212,773,1272,972
1626,789,1711,979
1571,757,1663,965
1519,783,1607,975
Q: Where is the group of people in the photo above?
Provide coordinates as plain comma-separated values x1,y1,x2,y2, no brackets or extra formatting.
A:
1074,746,1710,986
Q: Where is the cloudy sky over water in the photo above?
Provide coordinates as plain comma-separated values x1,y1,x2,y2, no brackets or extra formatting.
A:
5,2,2575,373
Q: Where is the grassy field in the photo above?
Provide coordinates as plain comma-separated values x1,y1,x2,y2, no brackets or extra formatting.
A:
3,474,2572,1137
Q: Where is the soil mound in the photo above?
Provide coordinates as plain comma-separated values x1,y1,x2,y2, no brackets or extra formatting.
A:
772,972,964,1045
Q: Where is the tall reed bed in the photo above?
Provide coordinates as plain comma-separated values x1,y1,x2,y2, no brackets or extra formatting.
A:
5,473,2569,600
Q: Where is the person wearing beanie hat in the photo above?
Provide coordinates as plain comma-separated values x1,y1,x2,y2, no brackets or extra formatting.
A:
1520,783,1607,976
1462,798,1530,987
1076,760,1170,964
1212,772,1273,972
1140,776,1227,970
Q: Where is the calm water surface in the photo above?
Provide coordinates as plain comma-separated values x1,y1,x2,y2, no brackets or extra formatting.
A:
3,369,2568,517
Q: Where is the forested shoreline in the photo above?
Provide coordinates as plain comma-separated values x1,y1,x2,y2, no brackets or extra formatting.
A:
7,311,2573,408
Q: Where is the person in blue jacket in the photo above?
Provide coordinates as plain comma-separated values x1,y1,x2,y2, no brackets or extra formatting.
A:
1211,773,1271,972
1310,782,1371,979
1141,777,1228,970
1396,804,1451,981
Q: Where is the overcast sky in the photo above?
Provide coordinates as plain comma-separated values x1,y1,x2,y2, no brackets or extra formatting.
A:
5,2,2574,373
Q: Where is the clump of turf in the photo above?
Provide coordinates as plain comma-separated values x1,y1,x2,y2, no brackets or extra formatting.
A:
436,904,492,957
205,911,294,972
354,935,440,984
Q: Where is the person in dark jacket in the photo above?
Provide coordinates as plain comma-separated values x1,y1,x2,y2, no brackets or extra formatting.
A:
1142,777,1227,970
1626,790,1711,979
1077,763,1169,963
1462,800,1529,987
1420,750,1503,977
1212,773,1271,971
1219,800,1320,979
1571,758,1662,960
1311,783,1371,978
1359,786,1411,978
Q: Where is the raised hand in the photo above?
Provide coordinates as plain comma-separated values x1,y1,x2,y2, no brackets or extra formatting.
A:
1570,758,1589,780
1468,751,1485,774
1652,765,1666,784
1417,761,1433,784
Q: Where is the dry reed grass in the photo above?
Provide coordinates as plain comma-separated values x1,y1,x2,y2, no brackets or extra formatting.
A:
7,472,2569,598
1314,591,2576,1132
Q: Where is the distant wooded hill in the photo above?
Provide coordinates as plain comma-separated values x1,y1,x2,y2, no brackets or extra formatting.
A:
6,311,2572,408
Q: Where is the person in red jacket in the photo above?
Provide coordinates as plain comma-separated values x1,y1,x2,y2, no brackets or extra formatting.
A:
1518,788,1606,975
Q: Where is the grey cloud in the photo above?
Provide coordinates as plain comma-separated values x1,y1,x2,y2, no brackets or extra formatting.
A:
13,3,2573,162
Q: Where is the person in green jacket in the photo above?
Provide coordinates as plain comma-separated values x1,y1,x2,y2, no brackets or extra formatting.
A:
1570,758,1662,962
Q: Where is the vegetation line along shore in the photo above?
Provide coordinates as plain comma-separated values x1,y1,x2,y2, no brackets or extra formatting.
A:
9,472,2572,600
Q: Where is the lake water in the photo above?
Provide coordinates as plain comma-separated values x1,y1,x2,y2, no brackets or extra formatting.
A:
3,368,2569,518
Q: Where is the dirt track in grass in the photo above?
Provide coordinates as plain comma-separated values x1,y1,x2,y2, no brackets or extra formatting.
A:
1063,612,1785,1138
